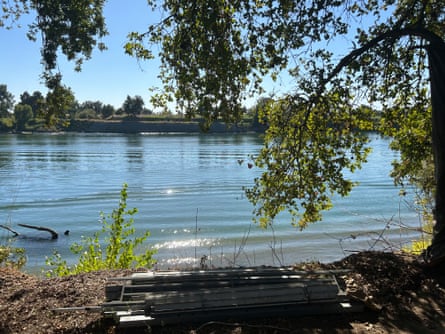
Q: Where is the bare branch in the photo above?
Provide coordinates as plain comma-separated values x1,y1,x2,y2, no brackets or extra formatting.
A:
322,27,445,94
18,223,58,239
0,224,20,237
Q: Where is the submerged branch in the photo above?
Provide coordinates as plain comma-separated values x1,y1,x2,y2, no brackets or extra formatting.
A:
0,224,20,237
18,223,58,239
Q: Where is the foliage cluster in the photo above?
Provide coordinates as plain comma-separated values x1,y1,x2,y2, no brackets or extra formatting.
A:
0,83,157,132
246,94,374,229
122,0,443,231
46,183,156,277
1,0,108,122
0,82,262,132
0,245,26,269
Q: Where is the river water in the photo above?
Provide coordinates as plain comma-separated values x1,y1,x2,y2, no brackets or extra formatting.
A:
0,132,421,273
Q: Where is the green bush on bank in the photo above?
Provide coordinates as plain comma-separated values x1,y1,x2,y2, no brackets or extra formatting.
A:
0,117,14,132
403,203,433,255
46,183,156,277
0,245,26,269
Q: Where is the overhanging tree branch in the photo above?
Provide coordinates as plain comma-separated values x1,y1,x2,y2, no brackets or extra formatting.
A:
322,27,445,94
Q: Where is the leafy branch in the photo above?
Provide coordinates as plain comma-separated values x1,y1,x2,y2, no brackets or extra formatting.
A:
46,183,156,277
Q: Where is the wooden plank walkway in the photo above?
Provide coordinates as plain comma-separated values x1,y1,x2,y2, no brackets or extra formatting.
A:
102,267,363,327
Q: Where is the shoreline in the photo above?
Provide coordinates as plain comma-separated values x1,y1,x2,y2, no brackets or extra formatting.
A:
67,119,262,134
1,119,267,135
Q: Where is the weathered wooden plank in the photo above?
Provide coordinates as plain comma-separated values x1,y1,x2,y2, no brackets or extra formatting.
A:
111,270,341,299
106,268,350,283
109,293,358,324
141,281,338,301
119,276,336,293
110,274,340,302
119,315,154,327
142,282,339,312
101,300,147,314
118,278,336,298
148,300,364,324
150,292,307,312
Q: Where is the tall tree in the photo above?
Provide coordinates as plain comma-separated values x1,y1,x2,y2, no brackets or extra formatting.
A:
20,90,44,114
80,100,104,118
122,95,144,118
14,104,33,131
126,0,445,265
0,84,14,118
40,82,75,125
101,104,115,119
1,0,107,122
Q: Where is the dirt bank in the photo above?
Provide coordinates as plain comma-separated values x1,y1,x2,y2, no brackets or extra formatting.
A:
1,251,445,333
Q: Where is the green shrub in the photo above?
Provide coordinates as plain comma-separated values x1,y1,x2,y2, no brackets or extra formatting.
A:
76,109,98,119
402,195,434,255
403,218,433,255
0,117,14,131
0,245,26,269
46,183,156,276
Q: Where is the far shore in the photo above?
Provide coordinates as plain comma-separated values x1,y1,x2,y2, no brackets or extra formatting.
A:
2,118,267,134
65,119,264,134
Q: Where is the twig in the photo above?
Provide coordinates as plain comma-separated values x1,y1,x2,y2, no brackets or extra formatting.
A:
195,208,199,264
269,224,284,266
226,224,252,267
368,216,394,250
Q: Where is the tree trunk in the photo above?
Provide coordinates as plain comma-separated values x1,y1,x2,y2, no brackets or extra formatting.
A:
428,41,445,248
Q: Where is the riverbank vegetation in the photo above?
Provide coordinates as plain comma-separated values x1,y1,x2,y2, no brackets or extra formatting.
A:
1,83,380,134
45,183,156,277
0,244,26,269
0,84,265,133
0,184,156,276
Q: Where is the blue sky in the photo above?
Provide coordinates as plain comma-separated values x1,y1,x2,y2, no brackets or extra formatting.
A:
0,2,166,109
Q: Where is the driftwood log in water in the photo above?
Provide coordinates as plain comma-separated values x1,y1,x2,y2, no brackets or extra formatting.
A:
17,223,58,239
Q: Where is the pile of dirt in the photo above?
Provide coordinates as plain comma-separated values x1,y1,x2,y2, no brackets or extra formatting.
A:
1,251,445,333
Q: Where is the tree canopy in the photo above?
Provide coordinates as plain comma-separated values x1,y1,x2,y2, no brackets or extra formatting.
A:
1,0,107,72
1,0,107,121
124,0,443,230
0,84,14,118
122,95,145,117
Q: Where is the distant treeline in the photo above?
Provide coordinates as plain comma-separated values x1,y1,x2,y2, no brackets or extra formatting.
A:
1,84,380,134
66,118,266,134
